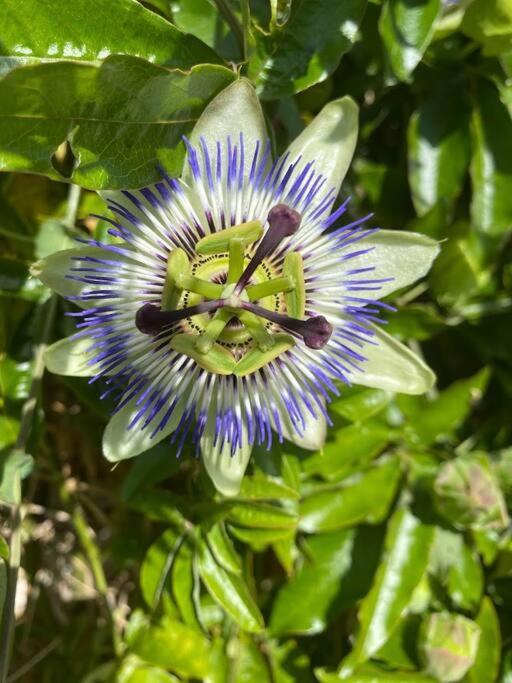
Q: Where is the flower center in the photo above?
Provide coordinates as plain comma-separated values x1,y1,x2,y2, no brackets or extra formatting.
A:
135,204,332,374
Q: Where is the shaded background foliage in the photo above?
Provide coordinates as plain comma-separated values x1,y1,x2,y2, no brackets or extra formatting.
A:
1,0,512,680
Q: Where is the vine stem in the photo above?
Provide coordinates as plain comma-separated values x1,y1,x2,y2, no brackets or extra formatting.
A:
0,183,80,681
212,0,246,60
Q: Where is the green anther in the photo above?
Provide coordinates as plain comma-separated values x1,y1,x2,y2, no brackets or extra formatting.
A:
196,308,232,354
227,237,246,283
234,333,295,376
283,252,306,319
237,310,275,351
195,220,263,255
171,333,236,374
162,248,190,311
177,274,224,300
246,276,294,301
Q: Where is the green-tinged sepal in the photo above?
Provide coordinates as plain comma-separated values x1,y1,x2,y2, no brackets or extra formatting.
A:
162,248,190,310
195,221,263,255
200,421,252,497
234,333,295,376
44,336,99,377
283,252,305,319
171,333,236,374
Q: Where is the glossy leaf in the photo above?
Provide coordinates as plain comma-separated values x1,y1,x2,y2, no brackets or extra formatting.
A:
228,502,298,530
130,618,210,678
429,529,483,612
205,522,241,574
0,448,33,506
270,529,356,635
248,0,367,99
299,456,402,533
470,79,512,235
196,537,264,633
0,57,234,189
231,634,271,682
171,542,202,631
408,84,471,216
140,529,183,610
398,368,490,447
0,0,220,75
467,597,501,683
302,421,392,482
379,0,441,81
340,508,434,671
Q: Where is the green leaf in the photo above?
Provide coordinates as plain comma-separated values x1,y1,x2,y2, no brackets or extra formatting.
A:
470,79,512,235
466,597,500,683
379,0,441,82
429,237,489,307
238,473,299,501
0,57,235,189
330,387,391,423
461,0,512,56
408,84,471,216
247,0,367,99
228,525,295,550
228,502,298,529
0,0,220,76
299,456,402,533
0,559,6,628
302,421,392,482
130,618,211,678
398,368,490,447
231,633,271,682
196,537,264,633
140,529,183,610
270,529,356,635
319,665,437,682
0,448,33,506
205,522,242,574
339,508,434,672
170,0,238,61
429,529,483,612
171,542,202,631
0,535,9,561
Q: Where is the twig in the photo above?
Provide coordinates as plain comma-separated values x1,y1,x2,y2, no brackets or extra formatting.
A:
7,637,61,682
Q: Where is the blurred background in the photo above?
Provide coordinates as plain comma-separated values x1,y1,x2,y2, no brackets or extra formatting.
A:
1,0,512,680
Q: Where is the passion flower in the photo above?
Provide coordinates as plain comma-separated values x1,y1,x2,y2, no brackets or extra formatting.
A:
32,80,438,495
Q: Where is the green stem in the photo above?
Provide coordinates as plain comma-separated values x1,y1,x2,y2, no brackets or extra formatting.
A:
212,0,245,60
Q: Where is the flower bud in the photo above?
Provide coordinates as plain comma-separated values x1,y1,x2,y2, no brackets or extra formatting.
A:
420,612,480,682
433,454,509,531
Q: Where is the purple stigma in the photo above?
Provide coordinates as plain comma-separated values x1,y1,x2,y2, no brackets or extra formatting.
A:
136,301,223,336
242,302,333,349
235,204,301,294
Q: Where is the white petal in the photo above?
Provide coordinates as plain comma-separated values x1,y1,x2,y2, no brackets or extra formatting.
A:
272,396,327,451
182,78,268,185
282,411,327,452
44,336,100,377
352,230,440,299
103,395,184,463
30,247,123,308
352,324,436,395
284,96,358,199
200,423,252,497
